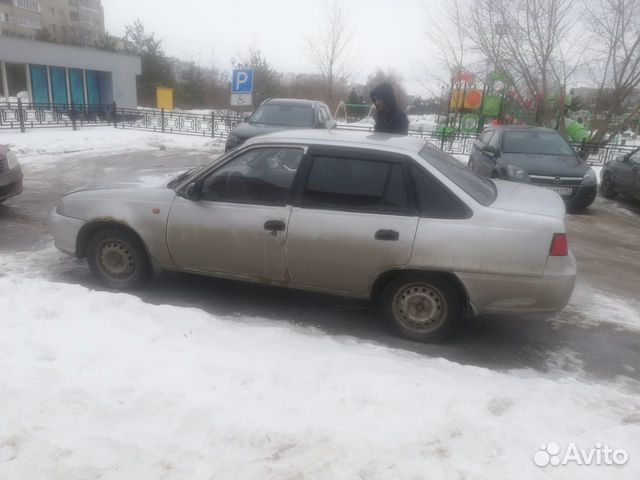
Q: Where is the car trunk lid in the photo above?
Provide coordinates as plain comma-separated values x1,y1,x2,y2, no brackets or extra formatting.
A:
489,179,566,218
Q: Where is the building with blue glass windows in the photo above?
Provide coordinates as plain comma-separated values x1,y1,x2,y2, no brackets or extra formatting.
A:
0,36,141,108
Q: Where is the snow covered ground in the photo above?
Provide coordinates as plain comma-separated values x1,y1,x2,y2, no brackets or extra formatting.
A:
1,248,640,480
1,127,639,479
0,127,224,165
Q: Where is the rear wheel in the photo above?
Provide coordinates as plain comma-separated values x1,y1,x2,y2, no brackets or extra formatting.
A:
380,274,461,342
600,174,618,199
87,228,151,290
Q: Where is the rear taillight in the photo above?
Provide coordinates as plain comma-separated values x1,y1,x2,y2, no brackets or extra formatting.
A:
549,233,568,256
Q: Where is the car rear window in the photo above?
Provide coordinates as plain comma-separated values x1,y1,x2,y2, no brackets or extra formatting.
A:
502,131,575,155
419,143,496,206
249,104,314,127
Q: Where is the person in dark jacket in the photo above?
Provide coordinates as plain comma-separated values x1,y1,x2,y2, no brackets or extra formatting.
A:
370,82,409,135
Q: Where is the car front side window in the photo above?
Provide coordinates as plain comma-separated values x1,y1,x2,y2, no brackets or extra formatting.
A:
201,147,303,206
489,131,501,150
480,131,493,145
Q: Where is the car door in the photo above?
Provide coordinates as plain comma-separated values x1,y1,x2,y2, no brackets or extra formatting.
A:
166,146,304,282
471,130,495,176
628,150,640,198
612,152,637,195
285,148,419,296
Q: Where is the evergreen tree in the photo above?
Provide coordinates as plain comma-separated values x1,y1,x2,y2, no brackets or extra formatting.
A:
124,20,174,107
347,88,361,105
176,62,207,109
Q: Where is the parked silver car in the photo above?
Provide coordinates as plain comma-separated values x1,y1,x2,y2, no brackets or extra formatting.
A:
51,130,576,341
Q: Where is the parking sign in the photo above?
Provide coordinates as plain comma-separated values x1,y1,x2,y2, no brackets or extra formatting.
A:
232,69,253,93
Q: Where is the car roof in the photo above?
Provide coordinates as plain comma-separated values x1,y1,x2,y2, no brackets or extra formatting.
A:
242,129,428,154
485,125,559,134
262,98,322,108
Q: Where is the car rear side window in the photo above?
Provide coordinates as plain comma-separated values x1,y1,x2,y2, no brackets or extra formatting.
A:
302,156,411,214
411,166,471,219
419,143,496,206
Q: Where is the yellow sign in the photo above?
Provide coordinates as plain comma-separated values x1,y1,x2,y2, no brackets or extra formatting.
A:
156,87,174,110
450,89,464,109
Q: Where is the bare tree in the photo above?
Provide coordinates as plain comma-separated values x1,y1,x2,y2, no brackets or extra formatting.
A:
584,0,640,142
467,0,582,129
305,0,358,108
418,0,475,95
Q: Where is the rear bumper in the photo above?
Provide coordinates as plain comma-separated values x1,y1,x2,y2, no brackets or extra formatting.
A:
49,209,86,257
457,252,577,315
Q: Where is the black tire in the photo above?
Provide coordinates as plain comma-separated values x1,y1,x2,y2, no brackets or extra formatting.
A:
86,228,151,290
380,273,462,342
600,174,618,199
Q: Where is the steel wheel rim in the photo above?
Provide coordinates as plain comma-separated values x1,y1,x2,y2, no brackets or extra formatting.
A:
97,239,136,280
392,283,448,333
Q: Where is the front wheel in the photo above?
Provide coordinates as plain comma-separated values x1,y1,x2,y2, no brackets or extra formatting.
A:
380,274,461,342
87,228,151,290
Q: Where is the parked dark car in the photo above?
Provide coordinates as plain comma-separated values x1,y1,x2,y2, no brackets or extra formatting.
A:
469,126,597,209
600,147,640,201
225,98,337,152
0,145,23,202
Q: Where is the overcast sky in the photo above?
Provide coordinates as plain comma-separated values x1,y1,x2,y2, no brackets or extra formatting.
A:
101,0,441,96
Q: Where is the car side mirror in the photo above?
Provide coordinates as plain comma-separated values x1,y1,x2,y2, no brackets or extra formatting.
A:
325,120,337,129
482,146,497,159
184,181,202,201
242,114,251,122
616,155,626,163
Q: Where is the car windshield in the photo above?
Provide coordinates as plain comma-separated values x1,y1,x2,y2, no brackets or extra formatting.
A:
249,104,314,127
502,131,575,156
420,143,496,206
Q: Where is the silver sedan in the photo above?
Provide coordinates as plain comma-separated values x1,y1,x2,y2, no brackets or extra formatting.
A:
51,130,576,342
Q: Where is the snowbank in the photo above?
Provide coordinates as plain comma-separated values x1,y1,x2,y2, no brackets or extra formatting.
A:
0,127,224,165
0,250,639,479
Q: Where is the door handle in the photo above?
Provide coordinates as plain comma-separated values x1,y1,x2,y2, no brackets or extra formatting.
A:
264,220,286,232
375,229,399,241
